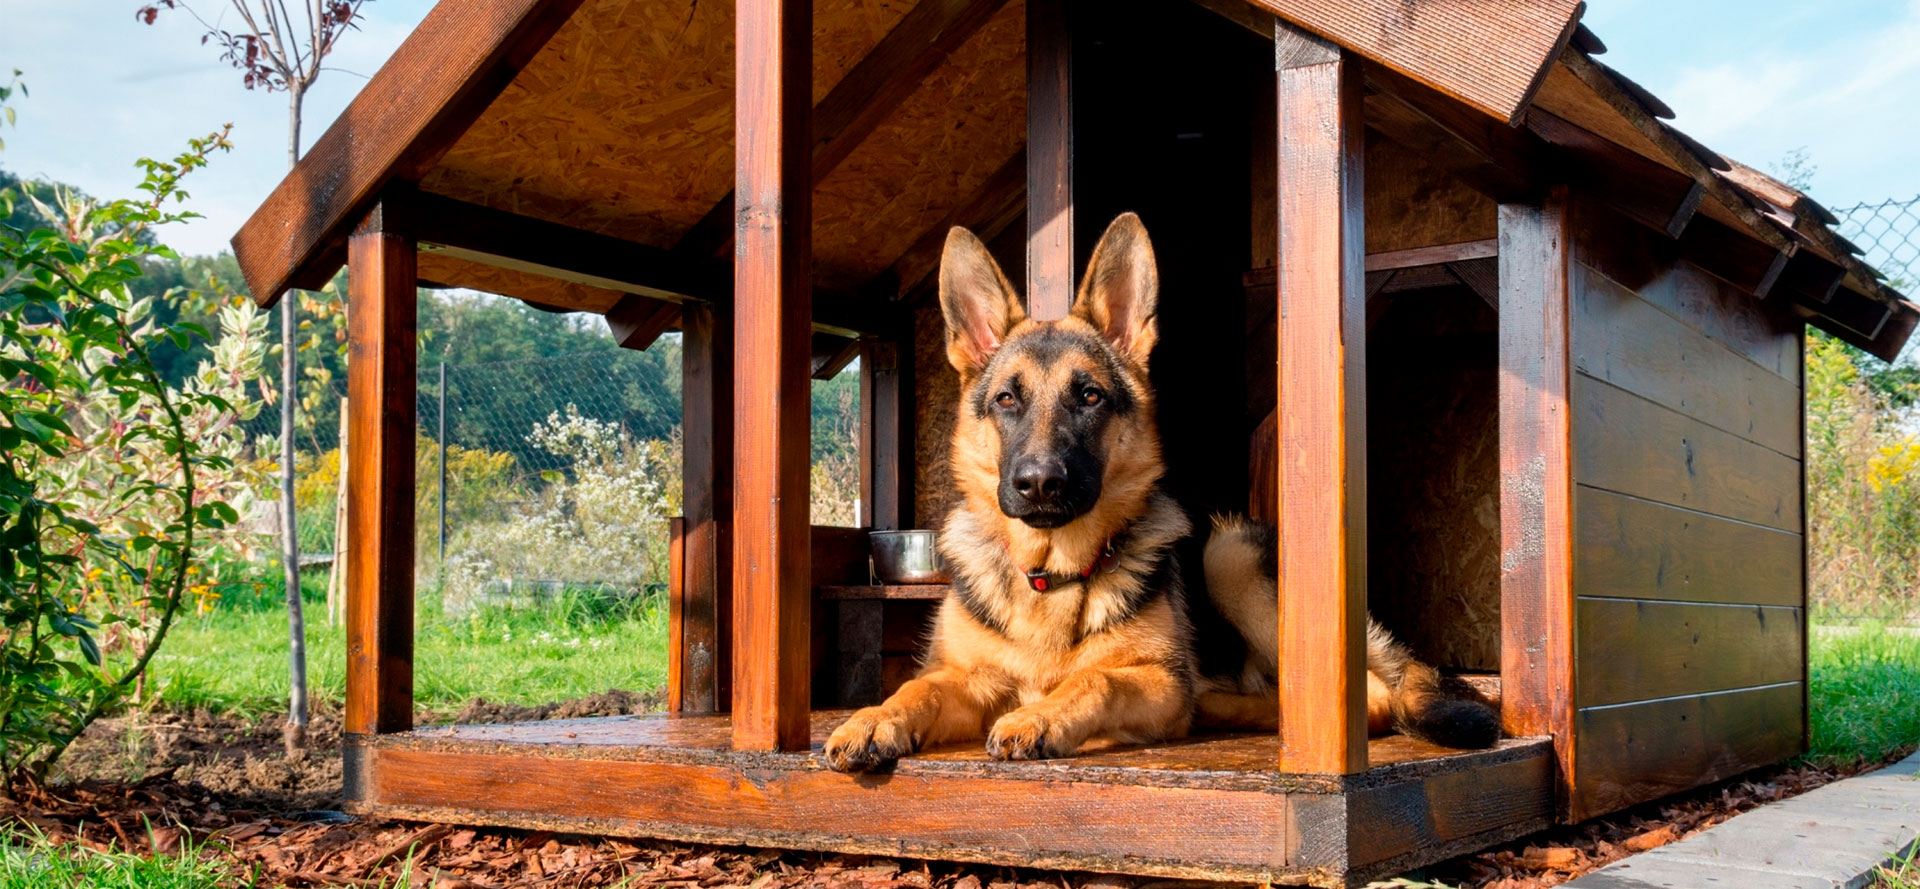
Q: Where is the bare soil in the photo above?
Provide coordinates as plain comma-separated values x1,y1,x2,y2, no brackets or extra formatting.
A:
7,699,1905,889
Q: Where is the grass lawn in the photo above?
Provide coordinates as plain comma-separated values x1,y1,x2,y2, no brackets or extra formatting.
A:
1807,624,1920,768
149,570,669,717
0,829,231,889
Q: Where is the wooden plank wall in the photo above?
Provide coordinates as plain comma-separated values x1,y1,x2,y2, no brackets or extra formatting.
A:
1565,201,1806,820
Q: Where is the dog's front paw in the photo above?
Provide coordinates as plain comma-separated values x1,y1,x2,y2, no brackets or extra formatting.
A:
824,708,919,772
985,709,1071,761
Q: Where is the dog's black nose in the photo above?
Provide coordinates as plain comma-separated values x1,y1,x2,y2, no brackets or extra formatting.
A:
1010,460,1068,504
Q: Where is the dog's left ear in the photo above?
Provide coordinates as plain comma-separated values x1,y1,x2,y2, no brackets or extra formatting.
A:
1072,212,1159,367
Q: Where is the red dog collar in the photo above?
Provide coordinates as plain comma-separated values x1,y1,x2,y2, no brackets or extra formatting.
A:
1022,537,1121,593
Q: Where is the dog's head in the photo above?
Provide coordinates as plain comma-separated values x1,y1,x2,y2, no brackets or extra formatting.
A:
940,213,1164,530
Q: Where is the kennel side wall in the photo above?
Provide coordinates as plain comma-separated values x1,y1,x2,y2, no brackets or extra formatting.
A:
1562,199,1809,822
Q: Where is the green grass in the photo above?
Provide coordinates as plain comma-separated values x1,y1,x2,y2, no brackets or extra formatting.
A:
150,567,669,717
1877,842,1920,889
0,829,230,889
1807,624,1920,769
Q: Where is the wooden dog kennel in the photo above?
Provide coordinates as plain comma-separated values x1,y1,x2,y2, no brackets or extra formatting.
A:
231,0,1917,884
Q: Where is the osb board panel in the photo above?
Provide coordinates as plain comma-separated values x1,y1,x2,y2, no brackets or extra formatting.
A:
1365,133,1496,255
812,0,1027,290
1571,681,1803,820
1573,487,1802,608
913,300,962,528
1367,288,1500,672
416,250,626,313
423,0,913,250
1571,264,1801,458
1246,0,1580,122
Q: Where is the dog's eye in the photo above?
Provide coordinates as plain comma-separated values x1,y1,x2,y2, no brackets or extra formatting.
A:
1081,388,1104,407
995,391,1016,408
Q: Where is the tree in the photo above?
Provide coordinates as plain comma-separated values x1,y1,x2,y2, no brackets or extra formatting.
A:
137,0,373,752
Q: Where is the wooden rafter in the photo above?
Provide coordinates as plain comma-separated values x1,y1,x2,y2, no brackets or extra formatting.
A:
232,0,588,304
1025,0,1075,320
674,0,1011,260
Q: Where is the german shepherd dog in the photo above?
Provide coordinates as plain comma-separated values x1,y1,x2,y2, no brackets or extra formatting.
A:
822,214,1499,772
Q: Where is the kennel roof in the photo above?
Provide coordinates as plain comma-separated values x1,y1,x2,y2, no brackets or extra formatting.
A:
229,0,1919,360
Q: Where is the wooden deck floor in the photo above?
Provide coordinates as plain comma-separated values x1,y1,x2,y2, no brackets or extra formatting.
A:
347,711,1554,888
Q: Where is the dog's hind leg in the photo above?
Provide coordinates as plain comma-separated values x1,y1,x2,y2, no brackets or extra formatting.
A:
823,665,1005,772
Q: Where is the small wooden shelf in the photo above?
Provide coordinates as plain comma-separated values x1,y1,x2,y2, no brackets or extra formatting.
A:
817,583,951,600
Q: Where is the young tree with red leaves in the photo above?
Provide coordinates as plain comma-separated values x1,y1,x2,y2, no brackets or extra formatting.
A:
137,0,371,752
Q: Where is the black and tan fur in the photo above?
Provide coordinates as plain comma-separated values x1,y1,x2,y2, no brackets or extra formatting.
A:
823,214,1496,773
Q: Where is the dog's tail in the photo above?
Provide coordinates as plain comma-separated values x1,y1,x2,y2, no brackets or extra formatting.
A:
1202,515,1501,750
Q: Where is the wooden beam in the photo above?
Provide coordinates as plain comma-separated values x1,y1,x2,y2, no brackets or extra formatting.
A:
1273,20,1367,776
731,0,813,752
417,251,626,314
1525,109,1702,239
1775,249,1847,306
680,303,734,714
405,191,723,302
1026,0,1074,320
675,0,1011,260
859,339,913,529
1679,216,1794,299
607,296,682,351
810,333,862,380
232,0,587,304
344,202,417,739
1364,239,1498,272
1497,186,1576,820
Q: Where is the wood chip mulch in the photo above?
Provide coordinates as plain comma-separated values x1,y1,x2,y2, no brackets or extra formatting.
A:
4,701,1912,889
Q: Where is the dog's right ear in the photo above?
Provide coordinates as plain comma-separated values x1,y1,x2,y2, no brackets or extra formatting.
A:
939,226,1026,376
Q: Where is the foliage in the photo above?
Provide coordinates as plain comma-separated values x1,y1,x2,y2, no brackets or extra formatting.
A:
0,70,20,153
137,0,370,95
440,406,681,610
811,370,861,526
1805,333,1920,622
1805,625,1920,769
0,123,272,784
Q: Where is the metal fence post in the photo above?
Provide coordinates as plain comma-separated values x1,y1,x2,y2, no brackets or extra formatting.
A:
439,360,448,574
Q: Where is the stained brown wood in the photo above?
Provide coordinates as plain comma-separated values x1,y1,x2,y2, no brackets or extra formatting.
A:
345,205,417,738
1246,0,1581,124
1496,189,1576,814
1776,249,1847,305
731,0,814,751
416,252,625,314
1273,20,1367,775
1575,599,1803,707
1574,487,1802,608
1335,753,1554,878
1025,0,1074,321
860,340,913,529
1570,265,1802,458
1364,240,1498,272
817,584,950,600
1678,216,1793,299
607,296,682,351
1525,109,1703,239
667,517,688,713
1361,69,1543,205
680,304,733,714
675,0,1013,261
1572,681,1804,820
231,0,587,303
810,527,872,585
1571,374,1801,532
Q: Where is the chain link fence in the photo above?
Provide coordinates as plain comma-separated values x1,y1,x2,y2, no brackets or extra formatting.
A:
1833,194,1920,290
283,337,860,612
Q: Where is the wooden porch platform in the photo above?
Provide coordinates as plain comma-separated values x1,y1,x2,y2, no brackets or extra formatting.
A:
345,711,1555,887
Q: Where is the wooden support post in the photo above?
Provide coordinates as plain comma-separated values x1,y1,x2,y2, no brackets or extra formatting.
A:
732,0,813,751
1025,0,1073,320
680,303,734,713
1497,186,1576,815
860,339,913,530
1273,20,1367,776
344,203,417,738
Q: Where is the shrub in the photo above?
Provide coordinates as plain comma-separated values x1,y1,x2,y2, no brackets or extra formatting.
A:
1806,333,1920,622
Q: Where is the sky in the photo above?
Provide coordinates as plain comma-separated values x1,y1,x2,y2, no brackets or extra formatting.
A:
1,0,1917,258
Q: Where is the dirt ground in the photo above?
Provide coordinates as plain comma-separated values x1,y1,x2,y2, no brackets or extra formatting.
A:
5,696,1902,889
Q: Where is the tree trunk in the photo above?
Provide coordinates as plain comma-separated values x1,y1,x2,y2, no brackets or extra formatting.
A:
282,82,310,755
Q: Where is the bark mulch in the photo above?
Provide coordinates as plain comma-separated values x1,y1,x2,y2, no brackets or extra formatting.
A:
5,699,1909,889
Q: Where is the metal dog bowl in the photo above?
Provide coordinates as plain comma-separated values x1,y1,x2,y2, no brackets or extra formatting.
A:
870,530,950,584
